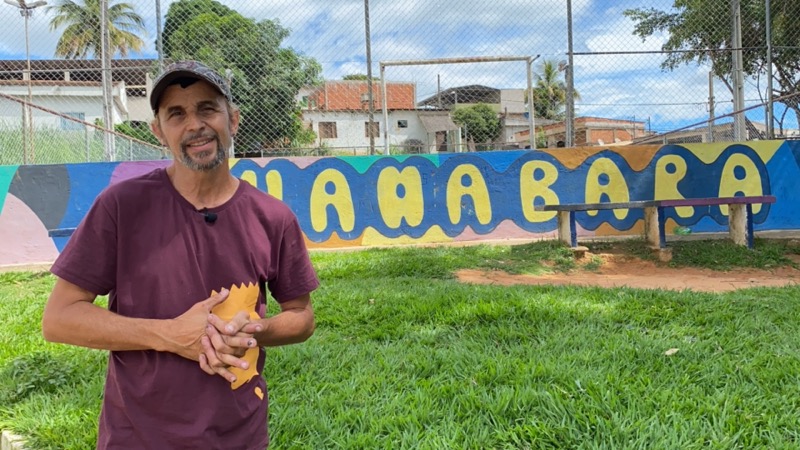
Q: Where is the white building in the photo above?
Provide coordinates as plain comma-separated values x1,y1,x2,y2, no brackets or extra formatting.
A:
0,80,128,131
302,109,460,154
0,59,155,131
301,80,460,154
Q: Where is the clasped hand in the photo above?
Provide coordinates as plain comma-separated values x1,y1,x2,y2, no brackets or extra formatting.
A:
199,310,263,383
171,288,263,383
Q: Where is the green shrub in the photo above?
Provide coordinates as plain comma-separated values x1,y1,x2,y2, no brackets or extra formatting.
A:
114,121,159,146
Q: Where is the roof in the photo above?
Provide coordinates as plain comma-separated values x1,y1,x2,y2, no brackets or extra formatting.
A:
307,80,416,111
417,85,500,107
418,113,459,132
0,59,158,87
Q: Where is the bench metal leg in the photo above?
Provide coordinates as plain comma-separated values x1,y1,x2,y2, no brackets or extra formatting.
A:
657,206,667,249
570,211,577,247
746,203,754,249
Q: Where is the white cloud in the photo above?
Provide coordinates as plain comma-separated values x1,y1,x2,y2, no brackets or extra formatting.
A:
0,0,791,130
0,8,59,59
578,17,667,75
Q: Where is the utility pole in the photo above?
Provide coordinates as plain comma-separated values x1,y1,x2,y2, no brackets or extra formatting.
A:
731,0,746,142
708,70,715,142
155,0,164,72
765,0,774,139
437,74,441,108
100,0,115,160
526,56,535,150
364,0,376,155
5,0,47,164
565,0,575,147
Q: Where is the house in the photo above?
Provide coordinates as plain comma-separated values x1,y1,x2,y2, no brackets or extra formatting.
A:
515,116,652,148
305,79,415,111
0,59,157,130
417,85,526,113
0,78,129,131
418,85,539,148
301,80,460,154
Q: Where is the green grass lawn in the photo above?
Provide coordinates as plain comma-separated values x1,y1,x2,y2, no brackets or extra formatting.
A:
1,240,800,449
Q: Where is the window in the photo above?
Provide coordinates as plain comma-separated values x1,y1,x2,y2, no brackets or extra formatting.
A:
397,120,408,128
319,121,337,139
365,121,380,138
61,112,85,131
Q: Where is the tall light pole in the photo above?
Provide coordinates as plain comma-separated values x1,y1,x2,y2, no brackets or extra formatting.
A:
100,0,115,160
5,0,47,164
565,0,575,147
155,0,164,72
731,0,746,142
765,0,774,139
364,0,376,155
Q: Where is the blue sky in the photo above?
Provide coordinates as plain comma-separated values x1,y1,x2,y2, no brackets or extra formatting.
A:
1,0,795,135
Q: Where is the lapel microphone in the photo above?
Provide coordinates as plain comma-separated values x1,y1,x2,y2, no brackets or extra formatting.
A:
199,208,218,224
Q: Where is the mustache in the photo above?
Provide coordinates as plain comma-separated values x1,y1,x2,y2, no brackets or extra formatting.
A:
180,132,219,148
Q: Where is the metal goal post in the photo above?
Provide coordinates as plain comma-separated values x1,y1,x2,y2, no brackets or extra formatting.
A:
379,55,540,154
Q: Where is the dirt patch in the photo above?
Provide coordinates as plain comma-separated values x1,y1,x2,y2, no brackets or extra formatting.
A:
456,251,800,292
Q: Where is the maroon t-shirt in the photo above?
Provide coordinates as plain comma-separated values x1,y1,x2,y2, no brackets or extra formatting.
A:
50,168,319,450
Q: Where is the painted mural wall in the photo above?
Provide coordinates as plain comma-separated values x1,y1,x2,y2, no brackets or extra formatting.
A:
1,140,799,268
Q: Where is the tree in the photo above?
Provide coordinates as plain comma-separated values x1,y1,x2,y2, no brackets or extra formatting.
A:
624,1,800,133
162,0,322,153
161,0,233,57
343,74,378,81
452,103,501,150
47,0,146,58
530,59,580,121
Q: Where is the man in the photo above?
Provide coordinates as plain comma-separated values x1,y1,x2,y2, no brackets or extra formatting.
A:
42,60,319,449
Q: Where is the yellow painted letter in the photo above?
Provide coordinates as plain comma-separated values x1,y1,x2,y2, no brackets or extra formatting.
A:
265,170,283,200
519,161,559,222
654,155,692,217
719,154,763,214
447,165,492,225
585,158,630,219
377,166,424,228
240,170,257,188
310,169,355,232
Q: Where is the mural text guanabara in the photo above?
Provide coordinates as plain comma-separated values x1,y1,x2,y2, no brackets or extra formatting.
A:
1,140,799,267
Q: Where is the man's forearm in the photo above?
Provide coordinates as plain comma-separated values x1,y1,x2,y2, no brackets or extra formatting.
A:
42,300,174,352
254,307,315,347
42,281,230,361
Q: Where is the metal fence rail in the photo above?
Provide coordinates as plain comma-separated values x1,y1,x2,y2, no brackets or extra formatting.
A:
0,0,796,164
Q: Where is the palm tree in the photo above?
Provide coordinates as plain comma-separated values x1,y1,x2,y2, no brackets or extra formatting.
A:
47,0,146,59
529,59,580,121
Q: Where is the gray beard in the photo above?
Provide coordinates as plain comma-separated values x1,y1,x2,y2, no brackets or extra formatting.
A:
180,137,227,172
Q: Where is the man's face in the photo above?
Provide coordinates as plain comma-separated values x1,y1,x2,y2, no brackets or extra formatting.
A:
151,80,239,172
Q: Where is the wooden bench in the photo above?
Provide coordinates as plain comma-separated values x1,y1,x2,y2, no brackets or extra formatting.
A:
535,195,776,250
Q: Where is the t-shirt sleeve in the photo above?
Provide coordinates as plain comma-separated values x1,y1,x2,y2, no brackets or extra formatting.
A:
50,191,118,295
268,214,319,302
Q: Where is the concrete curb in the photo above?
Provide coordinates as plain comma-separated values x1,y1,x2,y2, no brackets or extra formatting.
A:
1,431,26,450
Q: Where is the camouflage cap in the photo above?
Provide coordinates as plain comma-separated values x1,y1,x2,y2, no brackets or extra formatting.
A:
150,60,232,112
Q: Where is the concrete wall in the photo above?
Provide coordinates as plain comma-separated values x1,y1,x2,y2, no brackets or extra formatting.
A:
1,140,799,268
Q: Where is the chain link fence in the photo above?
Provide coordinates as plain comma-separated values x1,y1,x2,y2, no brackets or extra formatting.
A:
0,0,798,165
